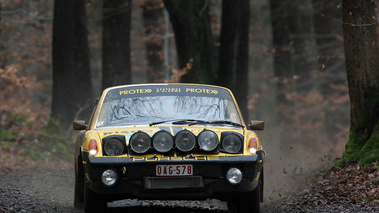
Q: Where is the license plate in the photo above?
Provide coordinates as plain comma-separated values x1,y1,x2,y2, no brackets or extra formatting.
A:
156,164,193,176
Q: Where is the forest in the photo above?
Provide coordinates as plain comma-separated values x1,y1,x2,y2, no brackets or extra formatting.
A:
1,0,379,207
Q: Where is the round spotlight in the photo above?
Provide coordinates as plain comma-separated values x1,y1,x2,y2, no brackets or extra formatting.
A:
103,138,125,156
130,132,151,153
153,131,174,153
101,169,118,186
221,134,242,153
198,130,218,151
226,168,243,184
175,130,196,152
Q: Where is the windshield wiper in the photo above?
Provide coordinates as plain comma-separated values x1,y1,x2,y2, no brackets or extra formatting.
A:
149,119,176,126
150,119,244,128
207,120,245,128
172,119,208,126
149,119,205,126
173,119,244,128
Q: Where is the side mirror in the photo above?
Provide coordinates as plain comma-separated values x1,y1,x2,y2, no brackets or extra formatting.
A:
73,120,87,130
248,120,265,130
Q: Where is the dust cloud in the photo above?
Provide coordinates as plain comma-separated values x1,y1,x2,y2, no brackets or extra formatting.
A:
255,111,349,202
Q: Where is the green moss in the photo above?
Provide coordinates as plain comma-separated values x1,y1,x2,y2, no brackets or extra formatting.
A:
358,123,379,164
336,131,361,167
0,141,16,148
48,141,73,161
337,118,379,167
24,146,51,161
39,129,65,142
43,117,65,135
0,113,30,141
0,128,18,140
10,113,29,125
39,125,73,161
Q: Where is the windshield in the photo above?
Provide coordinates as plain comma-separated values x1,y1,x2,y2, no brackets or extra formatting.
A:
95,85,242,128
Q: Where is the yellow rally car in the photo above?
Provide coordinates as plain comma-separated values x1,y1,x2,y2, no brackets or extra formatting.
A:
73,83,266,213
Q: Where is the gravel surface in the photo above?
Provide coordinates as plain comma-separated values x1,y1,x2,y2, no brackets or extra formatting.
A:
0,170,228,213
0,169,377,213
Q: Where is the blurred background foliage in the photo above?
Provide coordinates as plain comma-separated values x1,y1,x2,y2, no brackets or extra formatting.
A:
1,0,377,200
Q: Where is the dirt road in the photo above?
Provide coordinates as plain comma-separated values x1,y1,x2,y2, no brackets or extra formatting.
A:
0,169,377,213
0,170,229,213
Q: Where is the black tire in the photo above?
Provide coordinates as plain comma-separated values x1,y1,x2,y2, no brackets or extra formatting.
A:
74,158,84,209
227,178,261,213
84,181,107,213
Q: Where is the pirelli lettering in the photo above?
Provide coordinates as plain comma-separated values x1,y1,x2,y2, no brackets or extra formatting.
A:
156,88,181,93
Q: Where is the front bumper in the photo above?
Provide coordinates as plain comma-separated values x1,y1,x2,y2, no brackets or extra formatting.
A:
84,154,263,201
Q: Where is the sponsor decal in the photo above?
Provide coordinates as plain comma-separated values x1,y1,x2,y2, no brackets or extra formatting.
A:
116,86,220,96
119,89,152,95
156,88,181,93
185,88,218,94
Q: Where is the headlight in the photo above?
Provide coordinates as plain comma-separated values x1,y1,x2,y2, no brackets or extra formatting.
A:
153,131,174,153
226,168,243,184
221,134,242,153
175,130,196,152
101,169,118,186
130,132,151,153
198,130,218,151
103,138,125,156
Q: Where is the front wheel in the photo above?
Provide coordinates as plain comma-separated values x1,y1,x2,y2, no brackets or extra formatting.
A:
84,182,107,213
227,178,261,213
74,160,84,209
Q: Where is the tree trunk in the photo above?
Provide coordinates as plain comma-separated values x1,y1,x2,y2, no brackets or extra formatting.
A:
141,0,165,83
51,0,92,129
269,0,291,104
312,0,347,155
163,0,217,83
102,0,132,89
270,0,329,151
270,0,319,99
339,0,379,165
218,0,250,120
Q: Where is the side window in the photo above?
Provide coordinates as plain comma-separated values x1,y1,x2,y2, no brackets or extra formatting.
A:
87,98,100,129
225,100,241,123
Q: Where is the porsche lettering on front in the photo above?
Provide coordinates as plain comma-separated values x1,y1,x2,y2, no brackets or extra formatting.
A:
73,83,266,213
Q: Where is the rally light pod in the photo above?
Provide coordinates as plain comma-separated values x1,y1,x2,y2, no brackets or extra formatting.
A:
103,138,125,156
153,131,174,153
130,131,151,154
198,130,218,151
221,133,243,154
175,130,196,152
